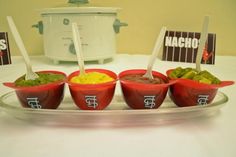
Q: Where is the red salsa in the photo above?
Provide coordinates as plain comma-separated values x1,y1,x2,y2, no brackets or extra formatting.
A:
121,74,165,84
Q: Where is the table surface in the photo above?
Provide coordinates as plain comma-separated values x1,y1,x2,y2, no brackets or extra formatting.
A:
0,54,236,157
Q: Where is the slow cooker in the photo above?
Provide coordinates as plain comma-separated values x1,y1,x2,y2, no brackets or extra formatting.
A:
33,0,127,64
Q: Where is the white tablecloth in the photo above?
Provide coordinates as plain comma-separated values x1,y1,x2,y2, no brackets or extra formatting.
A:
0,54,236,157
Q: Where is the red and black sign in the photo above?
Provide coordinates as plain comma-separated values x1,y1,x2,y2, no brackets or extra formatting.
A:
0,32,11,65
162,30,216,64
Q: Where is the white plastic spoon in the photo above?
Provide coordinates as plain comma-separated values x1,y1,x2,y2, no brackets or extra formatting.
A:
195,16,209,72
143,26,167,79
7,16,39,80
71,22,86,76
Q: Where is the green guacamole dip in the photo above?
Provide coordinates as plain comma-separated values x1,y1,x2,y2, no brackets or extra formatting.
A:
15,73,65,87
168,67,221,84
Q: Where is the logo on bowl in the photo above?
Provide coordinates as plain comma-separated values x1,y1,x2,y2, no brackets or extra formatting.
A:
144,96,156,109
197,95,209,105
85,95,98,108
27,97,42,109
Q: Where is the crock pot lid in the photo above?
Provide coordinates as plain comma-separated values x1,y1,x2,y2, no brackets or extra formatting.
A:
40,7,120,14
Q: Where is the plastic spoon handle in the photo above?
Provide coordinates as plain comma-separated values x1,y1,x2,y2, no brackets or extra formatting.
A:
7,16,38,80
143,26,167,79
72,22,85,76
196,16,209,72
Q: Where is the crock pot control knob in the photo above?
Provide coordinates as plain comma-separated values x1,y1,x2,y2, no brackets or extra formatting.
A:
68,0,89,4
32,21,43,34
69,43,76,54
113,19,128,34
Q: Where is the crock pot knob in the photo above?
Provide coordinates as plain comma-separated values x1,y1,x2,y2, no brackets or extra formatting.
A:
113,19,128,33
69,43,76,55
68,0,89,4
32,21,43,35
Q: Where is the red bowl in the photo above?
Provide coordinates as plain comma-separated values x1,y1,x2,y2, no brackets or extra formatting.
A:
67,69,117,110
166,69,234,107
3,71,66,109
119,69,174,109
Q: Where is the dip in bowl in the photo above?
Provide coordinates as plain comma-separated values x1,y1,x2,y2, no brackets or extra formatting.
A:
67,69,117,110
119,69,173,109
3,70,66,109
166,67,234,107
